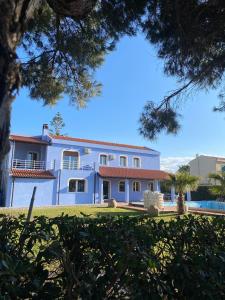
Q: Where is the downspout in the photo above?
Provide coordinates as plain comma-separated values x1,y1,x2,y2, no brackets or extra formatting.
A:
10,140,15,169
10,178,15,207
93,163,96,204
57,169,61,205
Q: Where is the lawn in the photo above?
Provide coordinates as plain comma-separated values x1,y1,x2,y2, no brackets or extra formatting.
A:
0,205,177,220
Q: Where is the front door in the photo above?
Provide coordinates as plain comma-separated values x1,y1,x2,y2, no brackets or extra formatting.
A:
103,180,110,200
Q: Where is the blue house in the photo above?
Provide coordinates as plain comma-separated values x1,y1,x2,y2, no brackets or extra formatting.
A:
0,124,168,207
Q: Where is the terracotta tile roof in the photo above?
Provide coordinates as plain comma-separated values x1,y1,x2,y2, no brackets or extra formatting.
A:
10,135,49,145
11,169,55,179
51,135,154,151
99,167,169,180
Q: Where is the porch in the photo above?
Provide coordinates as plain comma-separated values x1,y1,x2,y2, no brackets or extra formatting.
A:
98,166,169,203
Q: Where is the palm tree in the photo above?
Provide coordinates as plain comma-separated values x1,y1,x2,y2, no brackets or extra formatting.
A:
208,172,225,200
166,173,199,214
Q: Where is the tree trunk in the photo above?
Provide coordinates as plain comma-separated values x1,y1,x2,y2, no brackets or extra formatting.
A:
177,192,185,215
0,0,42,192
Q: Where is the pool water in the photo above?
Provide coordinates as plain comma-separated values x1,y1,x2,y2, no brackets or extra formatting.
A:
164,200,225,211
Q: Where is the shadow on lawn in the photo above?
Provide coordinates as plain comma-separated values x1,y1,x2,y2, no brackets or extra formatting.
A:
96,211,178,218
96,211,146,217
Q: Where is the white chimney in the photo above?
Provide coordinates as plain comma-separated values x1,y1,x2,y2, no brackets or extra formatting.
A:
42,124,49,136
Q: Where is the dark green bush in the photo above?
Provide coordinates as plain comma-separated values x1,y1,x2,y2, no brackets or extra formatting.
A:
191,186,217,201
0,214,225,299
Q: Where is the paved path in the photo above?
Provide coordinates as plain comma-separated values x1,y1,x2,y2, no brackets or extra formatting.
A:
117,203,225,216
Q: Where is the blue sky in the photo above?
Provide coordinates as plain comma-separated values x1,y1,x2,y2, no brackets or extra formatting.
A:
13,34,225,171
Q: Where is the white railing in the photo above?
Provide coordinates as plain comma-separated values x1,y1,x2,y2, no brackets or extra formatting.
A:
62,160,94,171
12,159,46,170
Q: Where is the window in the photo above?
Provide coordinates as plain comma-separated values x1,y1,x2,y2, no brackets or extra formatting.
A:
147,181,154,191
133,157,140,168
26,152,39,169
69,179,86,192
221,165,225,173
118,181,125,192
120,156,127,167
27,152,38,161
63,151,79,170
100,154,108,165
133,181,140,192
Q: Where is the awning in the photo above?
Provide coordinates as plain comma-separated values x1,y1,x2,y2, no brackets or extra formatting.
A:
99,167,169,180
10,169,56,179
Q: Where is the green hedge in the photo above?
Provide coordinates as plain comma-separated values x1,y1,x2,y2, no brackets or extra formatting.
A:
191,186,217,201
0,214,225,299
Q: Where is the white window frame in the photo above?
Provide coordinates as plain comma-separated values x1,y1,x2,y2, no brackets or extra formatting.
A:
133,157,141,168
118,180,126,193
132,181,141,192
62,149,80,170
119,155,128,167
99,153,109,166
68,178,87,193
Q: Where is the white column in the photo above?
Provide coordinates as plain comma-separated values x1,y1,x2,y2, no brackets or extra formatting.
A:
186,190,191,201
171,186,176,202
154,180,160,192
99,177,104,204
125,179,130,203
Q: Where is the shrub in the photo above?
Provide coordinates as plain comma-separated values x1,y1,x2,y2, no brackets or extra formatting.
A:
0,214,225,299
191,186,217,201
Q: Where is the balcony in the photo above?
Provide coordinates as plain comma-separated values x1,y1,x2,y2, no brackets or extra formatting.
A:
62,160,94,171
12,159,46,170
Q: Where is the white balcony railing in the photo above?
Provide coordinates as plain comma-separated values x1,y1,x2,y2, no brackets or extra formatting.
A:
12,159,46,170
62,160,94,171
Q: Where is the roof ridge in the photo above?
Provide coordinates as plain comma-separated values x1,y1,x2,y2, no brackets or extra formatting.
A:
51,134,155,151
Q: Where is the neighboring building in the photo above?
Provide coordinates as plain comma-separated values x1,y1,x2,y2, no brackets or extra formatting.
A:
0,125,168,207
189,155,225,185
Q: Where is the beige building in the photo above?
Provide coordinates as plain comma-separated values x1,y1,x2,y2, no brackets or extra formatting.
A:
189,155,225,185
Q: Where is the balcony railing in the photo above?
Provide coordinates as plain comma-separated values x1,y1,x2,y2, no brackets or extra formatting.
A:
62,160,94,171
12,159,46,170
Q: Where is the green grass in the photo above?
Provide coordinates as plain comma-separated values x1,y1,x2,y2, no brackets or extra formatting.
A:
0,205,177,221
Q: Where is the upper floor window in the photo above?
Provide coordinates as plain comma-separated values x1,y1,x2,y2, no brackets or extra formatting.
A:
133,157,140,168
27,152,38,161
221,165,225,173
100,154,108,166
118,181,125,192
63,151,79,170
120,156,127,167
133,181,141,192
69,179,86,192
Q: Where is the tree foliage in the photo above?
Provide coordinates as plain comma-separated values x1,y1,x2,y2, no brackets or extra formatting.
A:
1,0,225,163
139,0,225,139
49,112,66,136
177,165,190,174
209,172,225,199
166,172,199,214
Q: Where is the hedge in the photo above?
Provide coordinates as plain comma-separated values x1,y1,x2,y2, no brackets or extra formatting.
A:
0,214,225,299
191,186,217,201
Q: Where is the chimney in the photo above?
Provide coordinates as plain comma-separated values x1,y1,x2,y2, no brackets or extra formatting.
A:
42,124,49,137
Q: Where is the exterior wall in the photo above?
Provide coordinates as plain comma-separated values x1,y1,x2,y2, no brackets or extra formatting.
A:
190,156,217,185
216,161,225,173
13,142,47,161
6,177,57,207
49,139,160,171
57,169,96,205
108,179,159,202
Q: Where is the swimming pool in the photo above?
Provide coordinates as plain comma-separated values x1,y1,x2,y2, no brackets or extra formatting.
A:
164,200,225,211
